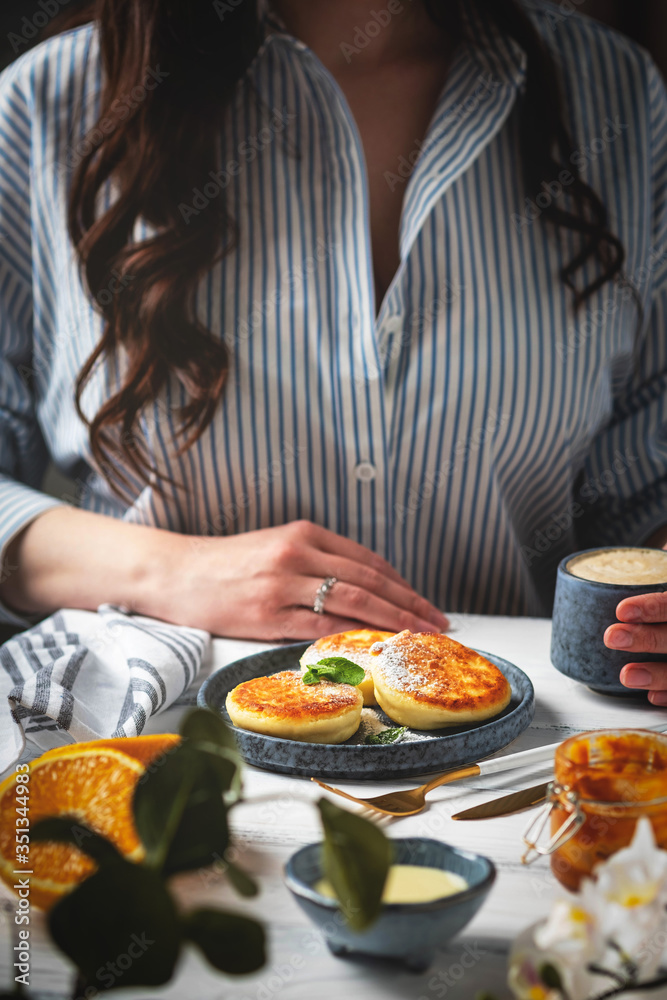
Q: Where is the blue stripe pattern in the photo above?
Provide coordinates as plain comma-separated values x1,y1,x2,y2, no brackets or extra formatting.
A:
0,2,666,624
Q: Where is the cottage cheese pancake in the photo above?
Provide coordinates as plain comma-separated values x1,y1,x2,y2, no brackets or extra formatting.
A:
299,629,394,706
370,631,511,729
567,547,667,585
225,670,363,744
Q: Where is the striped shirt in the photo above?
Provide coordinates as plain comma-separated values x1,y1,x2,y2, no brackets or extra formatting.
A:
1,1,666,625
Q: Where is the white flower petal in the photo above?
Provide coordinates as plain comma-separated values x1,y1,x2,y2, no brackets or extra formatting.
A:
510,821,667,999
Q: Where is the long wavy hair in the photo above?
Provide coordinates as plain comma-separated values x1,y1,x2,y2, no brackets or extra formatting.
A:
47,0,625,495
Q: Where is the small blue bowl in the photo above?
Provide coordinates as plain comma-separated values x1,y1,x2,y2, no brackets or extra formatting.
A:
284,837,495,973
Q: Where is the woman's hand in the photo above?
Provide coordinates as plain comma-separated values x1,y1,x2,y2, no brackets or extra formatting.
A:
604,593,667,706
162,519,449,640
1,510,448,641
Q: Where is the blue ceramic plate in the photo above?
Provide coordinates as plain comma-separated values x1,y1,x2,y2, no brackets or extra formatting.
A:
197,642,535,780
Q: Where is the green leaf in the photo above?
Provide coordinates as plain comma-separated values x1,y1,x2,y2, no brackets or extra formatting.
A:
133,742,230,875
225,859,259,897
183,908,265,975
364,727,408,745
180,707,238,752
48,858,181,989
317,797,392,931
191,740,243,804
32,817,122,866
302,658,365,687
539,963,564,989
180,707,243,803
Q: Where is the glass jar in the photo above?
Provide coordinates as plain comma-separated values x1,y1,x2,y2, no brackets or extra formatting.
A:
523,729,667,891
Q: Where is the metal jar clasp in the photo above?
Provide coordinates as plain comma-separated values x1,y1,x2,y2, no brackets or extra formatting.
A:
521,782,585,865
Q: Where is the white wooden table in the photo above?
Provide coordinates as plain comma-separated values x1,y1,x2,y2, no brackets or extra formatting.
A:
2,613,667,1000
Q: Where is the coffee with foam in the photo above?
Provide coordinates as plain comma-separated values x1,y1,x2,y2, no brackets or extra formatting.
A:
567,547,667,586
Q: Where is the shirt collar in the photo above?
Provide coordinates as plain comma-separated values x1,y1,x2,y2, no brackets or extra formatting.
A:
397,15,526,260
459,2,527,94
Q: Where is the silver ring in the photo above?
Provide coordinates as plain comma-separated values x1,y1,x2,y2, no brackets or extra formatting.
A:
313,576,337,615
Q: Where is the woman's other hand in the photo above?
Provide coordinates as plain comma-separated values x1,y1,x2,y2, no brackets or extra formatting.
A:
605,592,667,707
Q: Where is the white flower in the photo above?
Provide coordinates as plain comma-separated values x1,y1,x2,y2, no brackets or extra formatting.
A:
509,923,597,1000
594,818,667,911
586,819,667,979
509,820,667,999
534,895,600,959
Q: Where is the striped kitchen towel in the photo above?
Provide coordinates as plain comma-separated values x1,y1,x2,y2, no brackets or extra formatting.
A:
0,604,210,773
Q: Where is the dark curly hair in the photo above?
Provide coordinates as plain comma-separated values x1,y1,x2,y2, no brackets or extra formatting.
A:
44,0,625,494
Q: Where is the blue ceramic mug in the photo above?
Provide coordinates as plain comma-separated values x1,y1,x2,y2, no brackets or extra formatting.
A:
551,546,667,696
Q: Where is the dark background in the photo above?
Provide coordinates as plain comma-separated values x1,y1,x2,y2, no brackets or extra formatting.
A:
0,1,666,78
578,0,667,78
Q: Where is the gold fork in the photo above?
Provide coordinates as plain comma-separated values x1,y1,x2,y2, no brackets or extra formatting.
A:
311,765,482,817
311,741,563,817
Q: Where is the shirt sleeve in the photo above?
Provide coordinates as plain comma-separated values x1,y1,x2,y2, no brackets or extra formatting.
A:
576,56,667,551
0,58,67,626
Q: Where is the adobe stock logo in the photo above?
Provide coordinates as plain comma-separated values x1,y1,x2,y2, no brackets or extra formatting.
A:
511,118,628,234
340,1,411,64
520,449,640,567
178,107,296,224
213,0,244,20
8,0,72,54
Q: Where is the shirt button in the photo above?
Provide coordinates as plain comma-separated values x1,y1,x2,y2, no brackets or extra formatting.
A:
354,461,377,482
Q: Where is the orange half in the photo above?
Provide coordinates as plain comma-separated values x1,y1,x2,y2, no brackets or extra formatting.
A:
0,734,180,910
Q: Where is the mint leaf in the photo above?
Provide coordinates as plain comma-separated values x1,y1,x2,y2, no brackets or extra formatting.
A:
364,727,407,745
302,657,365,686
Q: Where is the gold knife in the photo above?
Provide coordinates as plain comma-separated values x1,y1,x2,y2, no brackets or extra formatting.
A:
450,724,667,820
451,780,550,820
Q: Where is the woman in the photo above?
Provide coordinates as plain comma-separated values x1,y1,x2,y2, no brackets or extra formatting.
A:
0,0,666,703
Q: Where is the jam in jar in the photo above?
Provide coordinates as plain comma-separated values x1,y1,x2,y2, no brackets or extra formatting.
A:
525,729,667,891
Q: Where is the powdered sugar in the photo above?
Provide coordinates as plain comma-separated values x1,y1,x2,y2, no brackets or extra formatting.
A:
372,641,429,693
342,706,434,744
400,728,432,743
357,708,391,740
